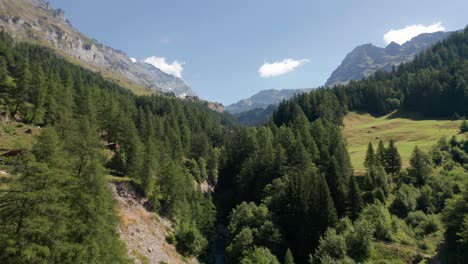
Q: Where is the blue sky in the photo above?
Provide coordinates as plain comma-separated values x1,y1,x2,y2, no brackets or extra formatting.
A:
48,0,468,105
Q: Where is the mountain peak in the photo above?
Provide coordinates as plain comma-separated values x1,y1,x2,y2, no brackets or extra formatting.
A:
0,0,195,97
325,31,450,87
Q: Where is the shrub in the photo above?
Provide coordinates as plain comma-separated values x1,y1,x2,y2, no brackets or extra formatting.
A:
175,225,208,257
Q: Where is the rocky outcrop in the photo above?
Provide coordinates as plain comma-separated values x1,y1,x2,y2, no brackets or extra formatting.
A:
325,31,451,87
110,182,196,264
0,0,195,97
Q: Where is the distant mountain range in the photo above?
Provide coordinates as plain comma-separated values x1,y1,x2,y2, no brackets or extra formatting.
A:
225,88,312,114
226,31,451,114
0,0,195,97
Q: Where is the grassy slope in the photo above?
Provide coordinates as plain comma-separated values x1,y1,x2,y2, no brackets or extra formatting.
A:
0,122,41,150
343,112,460,173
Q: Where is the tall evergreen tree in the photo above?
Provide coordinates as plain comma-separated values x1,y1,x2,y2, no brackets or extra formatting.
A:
347,176,363,220
376,140,386,165
408,146,432,186
29,63,47,124
364,142,375,172
12,58,31,117
384,139,402,175
284,248,295,264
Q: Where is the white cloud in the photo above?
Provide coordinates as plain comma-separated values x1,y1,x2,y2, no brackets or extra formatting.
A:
130,58,137,63
144,56,184,78
383,22,445,45
259,58,310,78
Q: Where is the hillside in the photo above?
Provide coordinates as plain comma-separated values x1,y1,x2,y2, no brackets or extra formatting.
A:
342,112,460,172
0,0,194,97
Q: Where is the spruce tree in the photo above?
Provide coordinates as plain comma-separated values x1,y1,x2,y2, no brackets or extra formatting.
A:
284,248,295,264
0,148,76,263
384,139,402,175
347,176,363,220
29,63,47,124
376,140,386,165
12,58,31,117
408,146,432,186
364,142,375,172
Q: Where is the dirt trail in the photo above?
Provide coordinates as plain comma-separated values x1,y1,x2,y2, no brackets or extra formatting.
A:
110,181,196,264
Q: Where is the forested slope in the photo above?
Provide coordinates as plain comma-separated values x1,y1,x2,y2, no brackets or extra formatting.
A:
0,31,236,263
0,25,468,264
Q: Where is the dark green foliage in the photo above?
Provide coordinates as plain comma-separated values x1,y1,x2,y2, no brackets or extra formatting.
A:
345,219,374,262
284,248,295,264
0,32,233,260
347,177,363,220
442,185,468,262
364,142,375,172
273,89,345,126
376,140,386,166
391,184,419,217
408,146,432,186
0,128,128,263
225,202,283,263
314,229,347,262
313,218,374,264
384,139,402,175
360,202,392,241
461,120,468,133
175,224,208,257
240,247,280,264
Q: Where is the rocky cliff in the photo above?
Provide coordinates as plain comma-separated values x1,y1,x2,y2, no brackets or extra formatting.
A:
0,0,195,97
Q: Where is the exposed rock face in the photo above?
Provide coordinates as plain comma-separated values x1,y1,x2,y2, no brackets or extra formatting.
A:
325,31,451,87
225,88,312,114
110,182,197,264
0,0,195,97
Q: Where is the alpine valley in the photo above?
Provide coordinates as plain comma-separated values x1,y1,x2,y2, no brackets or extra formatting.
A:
0,1,467,264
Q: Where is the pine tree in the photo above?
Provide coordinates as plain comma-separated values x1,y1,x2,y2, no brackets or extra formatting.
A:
384,139,402,175
141,136,158,196
66,119,128,263
284,248,295,264
12,59,31,117
375,140,385,165
347,176,363,220
29,64,47,124
364,142,375,172
0,147,76,263
325,157,348,217
408,146,432,186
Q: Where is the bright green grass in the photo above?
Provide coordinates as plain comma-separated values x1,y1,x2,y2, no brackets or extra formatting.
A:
0,122,41,150
343,112,461,174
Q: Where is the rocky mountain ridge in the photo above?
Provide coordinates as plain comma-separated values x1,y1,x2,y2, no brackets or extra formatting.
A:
325,31,451,86
227,31,452,114
225,88,312,114
0,0,195,97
